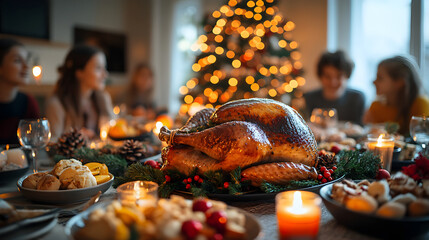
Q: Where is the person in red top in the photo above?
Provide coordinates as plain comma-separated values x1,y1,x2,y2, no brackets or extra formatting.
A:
0,38,40,145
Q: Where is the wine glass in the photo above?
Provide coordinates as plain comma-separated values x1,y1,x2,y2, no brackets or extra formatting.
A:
310,108,338,129
409,116,429,155
17,118,51,172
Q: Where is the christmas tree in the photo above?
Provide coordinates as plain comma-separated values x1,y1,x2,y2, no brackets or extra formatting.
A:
179,0,305,116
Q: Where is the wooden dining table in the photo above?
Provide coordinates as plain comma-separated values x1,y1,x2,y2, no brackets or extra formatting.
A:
1,154,428,240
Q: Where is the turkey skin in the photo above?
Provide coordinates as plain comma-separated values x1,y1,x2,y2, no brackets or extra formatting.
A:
159,98,318,186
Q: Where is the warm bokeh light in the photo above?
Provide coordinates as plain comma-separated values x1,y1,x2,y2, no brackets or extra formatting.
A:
247,1,255,7
268,89,277,97
179,86,189,95
217,19,226,27
251,83,260,91
226,51,235,58
186,79,197,89
290,41,298,49
32,66,42,79
290,79,298,88
207,55,217,63
184,95,194,104
246,76,255,84
215,46,224,55
210,75,220,84
278,40,287,48
215,35,224,42
266,7,274,15
228,77,238,86
212,11,221,18
232,59,241,68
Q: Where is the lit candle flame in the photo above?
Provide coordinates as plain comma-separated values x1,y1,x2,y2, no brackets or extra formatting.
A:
100,129,108,141
90,142,96,149
134,181,141,200
376,134,384,147
113,106,120,115
32,66,42,84
153,121,164,135
288,191,307,214
5,144,9,150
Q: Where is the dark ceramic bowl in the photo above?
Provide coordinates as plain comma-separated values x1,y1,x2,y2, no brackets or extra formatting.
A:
320,183,429,239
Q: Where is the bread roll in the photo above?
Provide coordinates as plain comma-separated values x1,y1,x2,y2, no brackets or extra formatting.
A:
59,168,79,189
408,199,429,217
376,202,406,218
345,195,378,213
22,172,48,189
36,174,61,190
51,159,82,177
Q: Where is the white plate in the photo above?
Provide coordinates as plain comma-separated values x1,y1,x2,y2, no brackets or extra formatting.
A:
17,173,114,204
0,216,57,240
65,201,262,240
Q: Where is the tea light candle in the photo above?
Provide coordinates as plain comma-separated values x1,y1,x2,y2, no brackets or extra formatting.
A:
367,134,394,171
276,191,321,240
117,181,158,209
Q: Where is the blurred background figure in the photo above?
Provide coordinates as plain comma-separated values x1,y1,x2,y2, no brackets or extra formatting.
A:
46,45,113,141
304,50,365,125
363,56,429,135
0,38,39,145
122,63,156,120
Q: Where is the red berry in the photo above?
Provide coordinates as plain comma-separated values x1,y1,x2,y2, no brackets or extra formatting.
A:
198,179,203,183
187,178,193,183
323,171,331,178
332,166,337,170
330,146,341,154
165,175,171,182
194,175,200,181
186,184,191,189
192,199,213,213
317,174,323,180
144,160,158,168
210,233,224,240
223,182,229,189
320,166,327,172
328,176,333,181
329,169,334,174
322,178,328,183
207,211,227,232
181,220,203,239
183,179,188,184
376,169,391,180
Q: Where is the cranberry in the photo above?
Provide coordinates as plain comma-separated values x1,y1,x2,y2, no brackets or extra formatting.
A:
210,233,224,240
320,166,327,172
328,176,333,181
165,175,171,182
223,182,229,189
198,179,204,183
194,175,200,181
144,160,158,168
186,184,191,189
323,171,331,178
192,199,213,213
183,179,188,184
181,220,203,239
329,169,334,174
187,178,193,183
330,146,341,154
321,178,328,183
207,211,227,232
317,174,323,180
332,166,337,170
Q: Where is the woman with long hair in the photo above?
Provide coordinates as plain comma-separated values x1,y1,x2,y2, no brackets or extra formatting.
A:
363,55,429,134
46,45,113,140
0,38,39,144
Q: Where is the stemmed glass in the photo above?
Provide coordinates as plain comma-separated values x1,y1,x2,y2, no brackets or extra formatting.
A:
409,116,429,155
17,118,51,172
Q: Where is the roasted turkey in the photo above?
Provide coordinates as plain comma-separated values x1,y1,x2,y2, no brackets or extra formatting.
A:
159,98,318,186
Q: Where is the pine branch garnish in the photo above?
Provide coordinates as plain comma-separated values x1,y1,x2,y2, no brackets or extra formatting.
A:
334,150,380,179
191,186,207,197
114,163,164,188
230,167,241,185
260,180,319,193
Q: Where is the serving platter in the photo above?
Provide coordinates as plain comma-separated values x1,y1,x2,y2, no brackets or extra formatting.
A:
0,166,30,184
320,183,429,238
176,175,345,202
17,173,114,204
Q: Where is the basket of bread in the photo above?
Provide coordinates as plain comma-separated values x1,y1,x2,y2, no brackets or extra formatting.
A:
17,159,114,204
320,173,429,238
66,195,261,240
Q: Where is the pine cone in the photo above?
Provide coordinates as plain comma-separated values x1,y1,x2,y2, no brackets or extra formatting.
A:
99,147,119,155
119,140,146,163
57,129,86,158
316,150,337,171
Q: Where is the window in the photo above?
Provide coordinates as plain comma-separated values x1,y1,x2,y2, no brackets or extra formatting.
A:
328,0,427,106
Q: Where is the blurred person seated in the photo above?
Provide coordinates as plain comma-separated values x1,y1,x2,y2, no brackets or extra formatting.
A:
304,50,365,125
46,45,113,141
122,63,156,120
0,38,39,145
363,55,429,135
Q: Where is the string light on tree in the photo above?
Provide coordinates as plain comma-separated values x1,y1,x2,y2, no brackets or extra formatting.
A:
180,0,305,115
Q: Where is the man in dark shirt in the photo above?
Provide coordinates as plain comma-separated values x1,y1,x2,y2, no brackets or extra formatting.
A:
304,50,365,125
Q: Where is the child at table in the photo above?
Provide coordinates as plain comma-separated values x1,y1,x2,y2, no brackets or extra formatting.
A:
46,45,114,141
363,56,429,135
304,50,365,125
0,38,40,145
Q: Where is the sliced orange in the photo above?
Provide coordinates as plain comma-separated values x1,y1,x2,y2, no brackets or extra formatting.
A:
95,175,111,184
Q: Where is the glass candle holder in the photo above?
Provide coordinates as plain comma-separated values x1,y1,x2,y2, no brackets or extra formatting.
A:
117,181,158,209
276,191,322,240
366,134,395,171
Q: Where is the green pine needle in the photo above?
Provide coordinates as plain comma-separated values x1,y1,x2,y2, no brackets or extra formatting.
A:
334,150,380,179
